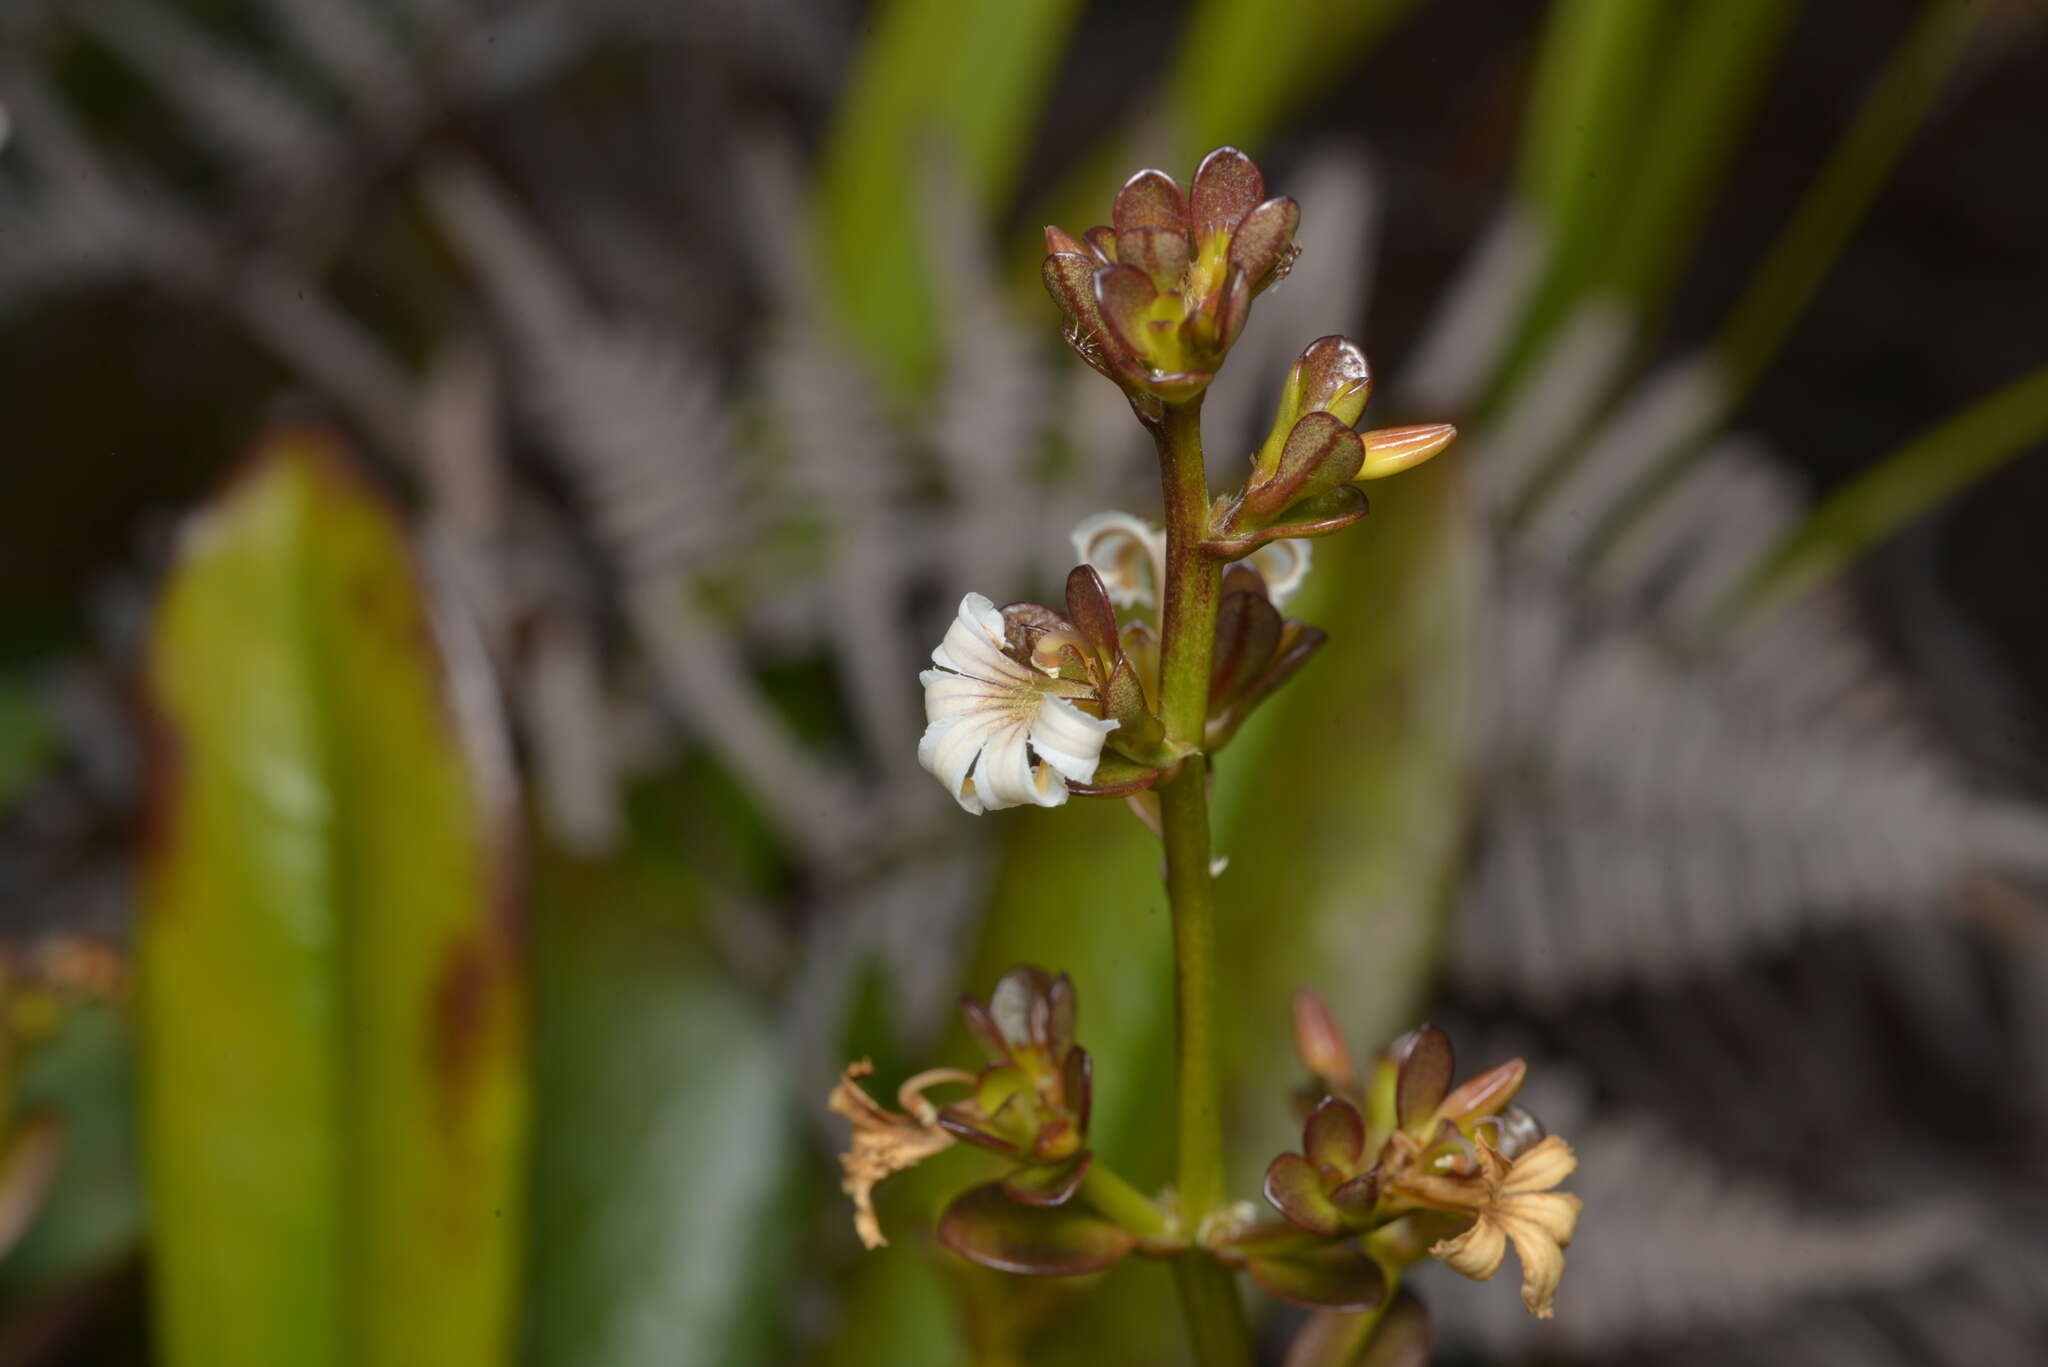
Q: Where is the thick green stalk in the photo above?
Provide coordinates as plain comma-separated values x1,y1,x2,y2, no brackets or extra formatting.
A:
1153,398,1225,1218
1077,1161,1171,1242
1172,1256,1255,1367
1151,397,1248,1363
1157,400,1222,747
1158,759,1222,1218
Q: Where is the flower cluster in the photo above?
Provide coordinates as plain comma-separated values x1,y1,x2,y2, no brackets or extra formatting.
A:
1248,995,1582,1318
916,523,1333,812
1043,148,1299,413
831,967,1103,1252
847,144,1576,1359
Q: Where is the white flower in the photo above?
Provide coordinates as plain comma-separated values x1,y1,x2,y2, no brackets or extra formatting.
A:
1246,537,1311,607
1070,511,1167,608
1070,511,1312,610
918,594,1117,814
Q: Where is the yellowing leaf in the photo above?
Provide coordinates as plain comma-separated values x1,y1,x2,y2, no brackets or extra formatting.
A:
140,431,527,1367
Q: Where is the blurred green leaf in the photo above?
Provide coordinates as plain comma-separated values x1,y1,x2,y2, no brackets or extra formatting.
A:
1164,0,1425,158
1499,0,1668,379
0,677,56,809
139,431,528,1366
0,1004,140,1294
1515,0,1668,234
1494,0,1793,407
523,829,797,1367
1714,0,1986,402
1718,362,2048,630
815,0,1086,393
1573,0,1985,559
1595,0,1794,319
1035,0,1422,283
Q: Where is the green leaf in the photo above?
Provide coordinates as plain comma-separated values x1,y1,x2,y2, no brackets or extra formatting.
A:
139,431,528,1367
1264,1152,1342,1236
1716,362,2048,631
0,676,56,809
1493,0,1793,403
1713,0,1987,402
0,1003,140,1293
523,832,796,1367
937,1182,1136,1276
815,0,1086,393
1515,0,1670,235
1165,0,1426,160
1032,0,1424,299
1594,0,1796,318
1001,1151,1092,1208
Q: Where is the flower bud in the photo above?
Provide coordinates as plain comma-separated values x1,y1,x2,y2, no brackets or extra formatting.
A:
1253,336,1374,483
1357,424,1458,480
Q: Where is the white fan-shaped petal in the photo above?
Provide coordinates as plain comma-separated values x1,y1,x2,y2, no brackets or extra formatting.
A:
932,593,1035,682
971,716,1041,809
1070,511,1166,608
917,714,988,814
1029,694,1117,783
1249,538,1313,609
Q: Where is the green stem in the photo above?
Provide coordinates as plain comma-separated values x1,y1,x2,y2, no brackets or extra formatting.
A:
1172,1256,1255,1367
1157,400,1222,746
1159,758,1223,1217
1151,397,1250,1363
1077,1161,1171,1242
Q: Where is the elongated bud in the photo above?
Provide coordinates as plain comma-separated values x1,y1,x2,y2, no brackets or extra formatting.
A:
1438,1058,1527,1125
1244,412,1365,523
1356,424,1457,480
1253,336,1373,482
1293,989,1358,1091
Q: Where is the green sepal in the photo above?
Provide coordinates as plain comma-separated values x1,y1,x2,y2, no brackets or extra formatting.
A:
1393,1026,1453,1132
1262,1152,1342,1237
1069,753,1169,798
1303,1097,1366,1172
1209,590,1283,710
936,1182,1137,1276
1205,487,1369,559
1244,412,1365,523
1105,658,1164,753
1000,1149,1092,1208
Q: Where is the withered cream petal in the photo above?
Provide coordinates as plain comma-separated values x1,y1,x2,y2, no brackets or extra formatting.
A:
1501,1135,1577,1195
1431,1215,1507,1281
1499,1207,1573,1318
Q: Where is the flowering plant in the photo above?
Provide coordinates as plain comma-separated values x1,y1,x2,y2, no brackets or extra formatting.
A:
834,148,1578,1364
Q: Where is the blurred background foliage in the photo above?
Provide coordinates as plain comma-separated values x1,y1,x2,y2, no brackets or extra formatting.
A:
1,0,2046,1363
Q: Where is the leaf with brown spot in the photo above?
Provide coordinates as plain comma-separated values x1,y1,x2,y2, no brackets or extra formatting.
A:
139,430,527,1367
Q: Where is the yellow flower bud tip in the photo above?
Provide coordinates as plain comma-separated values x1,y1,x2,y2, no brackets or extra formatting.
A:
1356,424,1458,480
